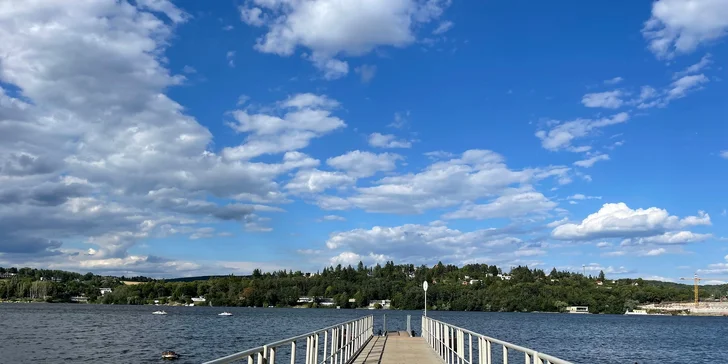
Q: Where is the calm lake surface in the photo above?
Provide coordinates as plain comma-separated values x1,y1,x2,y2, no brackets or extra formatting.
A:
1,304,726,363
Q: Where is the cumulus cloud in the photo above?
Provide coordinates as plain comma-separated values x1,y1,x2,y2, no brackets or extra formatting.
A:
582,91,624,109
330,251,389,266
368,133,413,148
552,203,711,241
0,0,323,274
325,222,536,265
535,113,629,151
642,0,728,59
239,0,451,78
326,150,402,178
285,169,355,195
623,231,712,245
317,149,569,214
443,188,556,220
721,151,728,159
224,94,346,160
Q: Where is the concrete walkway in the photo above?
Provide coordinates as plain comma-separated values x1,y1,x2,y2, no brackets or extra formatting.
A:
351,332,442,364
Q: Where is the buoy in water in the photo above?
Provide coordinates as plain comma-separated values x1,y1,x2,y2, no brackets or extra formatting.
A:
162,351,180,360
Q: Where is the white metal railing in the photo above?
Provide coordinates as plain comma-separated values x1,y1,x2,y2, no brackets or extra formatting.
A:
203,315,374,364
422,316,573,364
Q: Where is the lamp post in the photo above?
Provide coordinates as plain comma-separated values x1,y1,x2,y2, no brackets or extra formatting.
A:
422,281,429,317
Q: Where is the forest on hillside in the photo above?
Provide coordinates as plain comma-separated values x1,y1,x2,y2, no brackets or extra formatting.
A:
1,263,724,314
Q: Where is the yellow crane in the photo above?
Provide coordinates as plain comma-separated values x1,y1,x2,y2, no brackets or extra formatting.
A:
679,273,728,307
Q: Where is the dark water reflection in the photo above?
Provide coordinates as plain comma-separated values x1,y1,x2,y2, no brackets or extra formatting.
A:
0,304,725,364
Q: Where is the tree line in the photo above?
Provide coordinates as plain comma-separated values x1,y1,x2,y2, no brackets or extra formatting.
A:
1,263,725,314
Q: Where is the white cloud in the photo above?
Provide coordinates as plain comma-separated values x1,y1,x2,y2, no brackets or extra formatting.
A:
368,133,412,148
317,149,569,214
432,20,454,34
566,263,631,275
582,91,624,109
642,0,728,59
700,255,728,275
355,64,377,83
329,251,389,266
596,242,611,248
642,248,667,256
320,215,346,221
546,218,569,228
568,194,602,201
673,54,713,79
223,25,234,31
443,187,556,220
0,1,331,273
227,51,236,67
285,169,355,194
643,275,675,282
667,74,709,99
604,77,623,85
535,113,629,151
720,151,728,159
634,74,709,109
389,111,410,129
240,0,451,78
224,94,346,160
326,150,402,178
602,250,626,257
623,231,712,245
552,203,710,241
325,222,535,265
574,154,610,168
182,65,197,74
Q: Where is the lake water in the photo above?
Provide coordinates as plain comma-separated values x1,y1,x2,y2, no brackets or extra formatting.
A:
1,304,726,363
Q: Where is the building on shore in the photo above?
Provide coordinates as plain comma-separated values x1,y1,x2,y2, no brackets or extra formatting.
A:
565,306,589,314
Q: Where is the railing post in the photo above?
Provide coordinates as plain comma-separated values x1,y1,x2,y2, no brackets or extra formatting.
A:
257,351,264,364
249,354,254,364
534,353,543,364
269,347,276,364
305,337,311,364
330,328,336,364
323,331,328,364
478,337,484,364
383,314,386,333
486,340,492,364
290,342,296,364
314,334,319,364
468,333,472,364
503,346,508,364
525,352,531,364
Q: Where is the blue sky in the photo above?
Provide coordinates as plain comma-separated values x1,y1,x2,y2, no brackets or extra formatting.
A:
0,0,727,281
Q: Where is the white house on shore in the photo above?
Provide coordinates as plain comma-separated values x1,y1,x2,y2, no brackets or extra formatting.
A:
99,288,112,295
565,306,589,314
191,296,206,303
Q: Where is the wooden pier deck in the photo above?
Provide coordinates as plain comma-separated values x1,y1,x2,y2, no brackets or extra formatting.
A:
352,331,442,364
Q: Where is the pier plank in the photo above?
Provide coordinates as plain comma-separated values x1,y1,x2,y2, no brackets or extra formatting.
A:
352,332,442,364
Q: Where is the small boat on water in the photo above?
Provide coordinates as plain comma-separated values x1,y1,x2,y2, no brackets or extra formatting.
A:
162,351,179,360
218,312,233,316
152,310,167,315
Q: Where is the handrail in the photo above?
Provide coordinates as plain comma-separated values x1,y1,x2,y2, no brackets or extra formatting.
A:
422,316,573,364
203,315,374,364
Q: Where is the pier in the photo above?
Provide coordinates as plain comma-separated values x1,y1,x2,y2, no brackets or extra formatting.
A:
202,315,573,364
